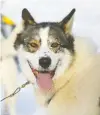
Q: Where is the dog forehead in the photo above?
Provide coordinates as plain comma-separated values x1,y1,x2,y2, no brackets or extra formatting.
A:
38,24,65,41
39,26,50,41
20,23,67,45
22,23,64,39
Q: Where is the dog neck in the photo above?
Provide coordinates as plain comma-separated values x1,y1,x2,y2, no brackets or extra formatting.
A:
34,74,72,106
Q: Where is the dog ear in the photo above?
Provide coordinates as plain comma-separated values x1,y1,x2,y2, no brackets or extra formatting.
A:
59,8,76,34
22,8,36,27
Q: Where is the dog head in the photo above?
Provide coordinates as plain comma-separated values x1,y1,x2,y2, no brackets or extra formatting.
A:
14,8,75,91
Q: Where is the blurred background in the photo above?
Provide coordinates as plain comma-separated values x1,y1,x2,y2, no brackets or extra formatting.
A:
0,0,100,115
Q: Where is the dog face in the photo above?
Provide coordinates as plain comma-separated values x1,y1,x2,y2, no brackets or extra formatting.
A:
14,8,75,91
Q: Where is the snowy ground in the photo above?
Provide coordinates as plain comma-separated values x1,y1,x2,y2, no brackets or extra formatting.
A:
0,0,100,115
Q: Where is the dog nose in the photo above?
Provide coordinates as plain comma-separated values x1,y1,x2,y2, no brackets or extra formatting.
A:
39,57,51,68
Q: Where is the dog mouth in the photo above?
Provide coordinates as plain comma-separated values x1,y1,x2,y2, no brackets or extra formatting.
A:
27,60,57,91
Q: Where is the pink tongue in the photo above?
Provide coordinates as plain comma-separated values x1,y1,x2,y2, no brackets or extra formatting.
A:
36,73,53,91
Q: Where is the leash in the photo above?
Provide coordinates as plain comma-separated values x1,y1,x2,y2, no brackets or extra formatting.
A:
0,81,30,102
0,60,33,102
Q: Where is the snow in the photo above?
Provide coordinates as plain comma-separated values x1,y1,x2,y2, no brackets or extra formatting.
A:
0,0,100,115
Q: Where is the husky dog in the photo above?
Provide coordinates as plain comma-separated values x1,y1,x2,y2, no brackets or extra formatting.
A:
5,8,100,115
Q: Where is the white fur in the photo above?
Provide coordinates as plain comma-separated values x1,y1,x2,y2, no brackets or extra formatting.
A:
53,49,72,80
39,27,49,47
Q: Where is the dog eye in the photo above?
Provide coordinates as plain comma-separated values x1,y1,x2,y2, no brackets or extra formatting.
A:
28,43,38,48
51,43,60,48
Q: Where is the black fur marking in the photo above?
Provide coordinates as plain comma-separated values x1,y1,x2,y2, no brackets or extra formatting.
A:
98,97,100,107
14,25,39,50
60,8,76,29
14,33,22,50
14,22,75,54
64,34,75,54
49,24,75,54
22,8,36,27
